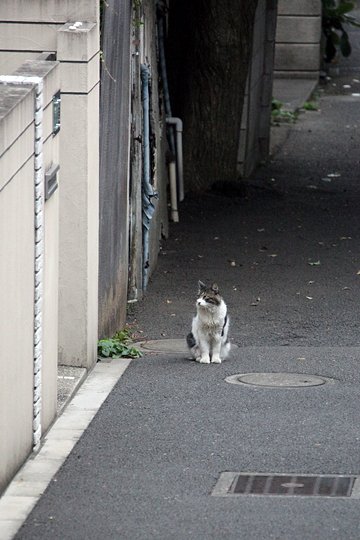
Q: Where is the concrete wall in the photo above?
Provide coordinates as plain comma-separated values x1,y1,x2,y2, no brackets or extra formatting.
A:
57,22,100,368
98,0,132,337
0,0,100,370
0,0,99,492
0,1,99,72
238,0,278,177
141,0,169,284
127,0,169,302
0,59,60,493
275,0,322,78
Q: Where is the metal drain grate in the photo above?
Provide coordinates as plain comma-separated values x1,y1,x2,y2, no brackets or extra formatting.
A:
213,473,358,498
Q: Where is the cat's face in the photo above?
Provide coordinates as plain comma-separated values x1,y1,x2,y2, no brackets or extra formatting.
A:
196,281,221,309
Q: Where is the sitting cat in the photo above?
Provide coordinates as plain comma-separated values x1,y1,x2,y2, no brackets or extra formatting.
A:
187,281,230,364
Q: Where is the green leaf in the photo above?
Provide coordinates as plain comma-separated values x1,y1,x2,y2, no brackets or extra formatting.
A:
98,327,142,359
340,31,352,56
303,101,318,111
330,30,340,45
325,36,337,62
336,1,355,15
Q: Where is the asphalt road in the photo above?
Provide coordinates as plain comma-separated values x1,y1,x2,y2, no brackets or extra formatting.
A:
15,64,360,540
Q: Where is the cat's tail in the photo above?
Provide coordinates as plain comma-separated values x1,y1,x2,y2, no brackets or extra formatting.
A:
221,340,231,360
186,332,199,359
186,332,196,349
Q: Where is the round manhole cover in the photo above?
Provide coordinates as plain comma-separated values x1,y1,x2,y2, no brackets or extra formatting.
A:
136,339,238,355
136,339,189,354
225,372,333,388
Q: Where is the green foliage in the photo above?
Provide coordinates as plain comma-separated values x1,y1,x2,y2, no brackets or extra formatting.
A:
133,0,144,28
98,328,142,359
303,101,319,111
322,0,360,62
271,99,298,124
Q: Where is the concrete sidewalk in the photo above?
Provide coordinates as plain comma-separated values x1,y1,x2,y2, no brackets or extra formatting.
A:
5,70,360,540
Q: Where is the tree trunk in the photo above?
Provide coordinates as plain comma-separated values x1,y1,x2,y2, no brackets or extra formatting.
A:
167,0,259,191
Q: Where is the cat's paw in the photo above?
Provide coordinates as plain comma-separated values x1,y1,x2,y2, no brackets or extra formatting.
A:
197,355,210,364
211,356,222,364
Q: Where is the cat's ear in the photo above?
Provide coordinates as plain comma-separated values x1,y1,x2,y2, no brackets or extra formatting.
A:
211,283,219,294
198,280,207,293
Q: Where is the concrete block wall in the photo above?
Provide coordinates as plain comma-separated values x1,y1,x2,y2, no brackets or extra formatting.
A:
0,1,100,369
0,59,60,493
0,1,98,73
238,0,278,177
274,0,322,78
57,22,100,368
0,0,99,492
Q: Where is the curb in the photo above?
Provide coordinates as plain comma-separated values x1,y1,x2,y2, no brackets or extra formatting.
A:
0,358,131,540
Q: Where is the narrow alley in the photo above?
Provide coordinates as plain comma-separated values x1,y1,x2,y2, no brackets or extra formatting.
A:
13,64,360,539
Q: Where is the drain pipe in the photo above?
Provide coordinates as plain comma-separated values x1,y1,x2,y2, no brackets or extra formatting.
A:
0,75,44,451
167,152,179,222
141,64,158,291
156,2,184,203
166,117,184,202
156,4,173,125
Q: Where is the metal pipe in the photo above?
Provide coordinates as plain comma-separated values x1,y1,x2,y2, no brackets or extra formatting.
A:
140,64,158,291
156,4,185,202
0,75,44,451
156,2,172,119
168,157,179,222
166,117,184,202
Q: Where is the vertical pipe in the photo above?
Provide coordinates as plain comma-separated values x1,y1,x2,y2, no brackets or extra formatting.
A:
32,79,44,451
141,65,157,291
166,117,184,202
156,3,175,155
0,75,44,450
168,159,179,222
156,6,184,202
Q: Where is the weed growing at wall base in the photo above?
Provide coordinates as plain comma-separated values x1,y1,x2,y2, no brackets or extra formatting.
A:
271,99,298,125
98,329,142,359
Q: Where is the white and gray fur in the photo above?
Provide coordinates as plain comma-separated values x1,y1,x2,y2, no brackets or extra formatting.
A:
187,281,230,364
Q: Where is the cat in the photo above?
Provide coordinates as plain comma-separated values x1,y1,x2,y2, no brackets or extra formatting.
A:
186,281,230,364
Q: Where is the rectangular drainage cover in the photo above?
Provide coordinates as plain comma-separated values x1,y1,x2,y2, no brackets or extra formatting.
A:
213,473,357,498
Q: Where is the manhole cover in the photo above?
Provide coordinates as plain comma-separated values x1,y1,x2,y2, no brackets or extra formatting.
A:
225,372,332,388
136,339,189,354
136,339,237,355
212,472,358,498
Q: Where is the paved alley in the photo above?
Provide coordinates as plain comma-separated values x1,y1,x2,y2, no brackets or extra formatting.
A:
12,65,360,540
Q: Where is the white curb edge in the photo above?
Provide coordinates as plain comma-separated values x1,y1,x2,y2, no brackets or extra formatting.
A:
0,359,132,540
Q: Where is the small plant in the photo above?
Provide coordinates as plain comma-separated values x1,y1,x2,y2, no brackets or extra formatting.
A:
271,99,298,124
133,0,144,28
303,101,319,111
322,0,360,62
98,328,142,359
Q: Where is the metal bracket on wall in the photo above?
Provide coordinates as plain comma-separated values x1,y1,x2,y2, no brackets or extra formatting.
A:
52,90,61,135
45,164,60,200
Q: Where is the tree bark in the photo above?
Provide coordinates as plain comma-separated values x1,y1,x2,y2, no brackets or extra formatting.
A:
167,0,259,191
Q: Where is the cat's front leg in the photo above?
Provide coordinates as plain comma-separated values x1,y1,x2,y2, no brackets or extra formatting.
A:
211,338,222,364
196,337,210,364
197,352,210,364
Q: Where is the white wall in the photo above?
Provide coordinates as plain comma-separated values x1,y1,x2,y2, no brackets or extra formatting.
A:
0,59,60,493
0,1,100,370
